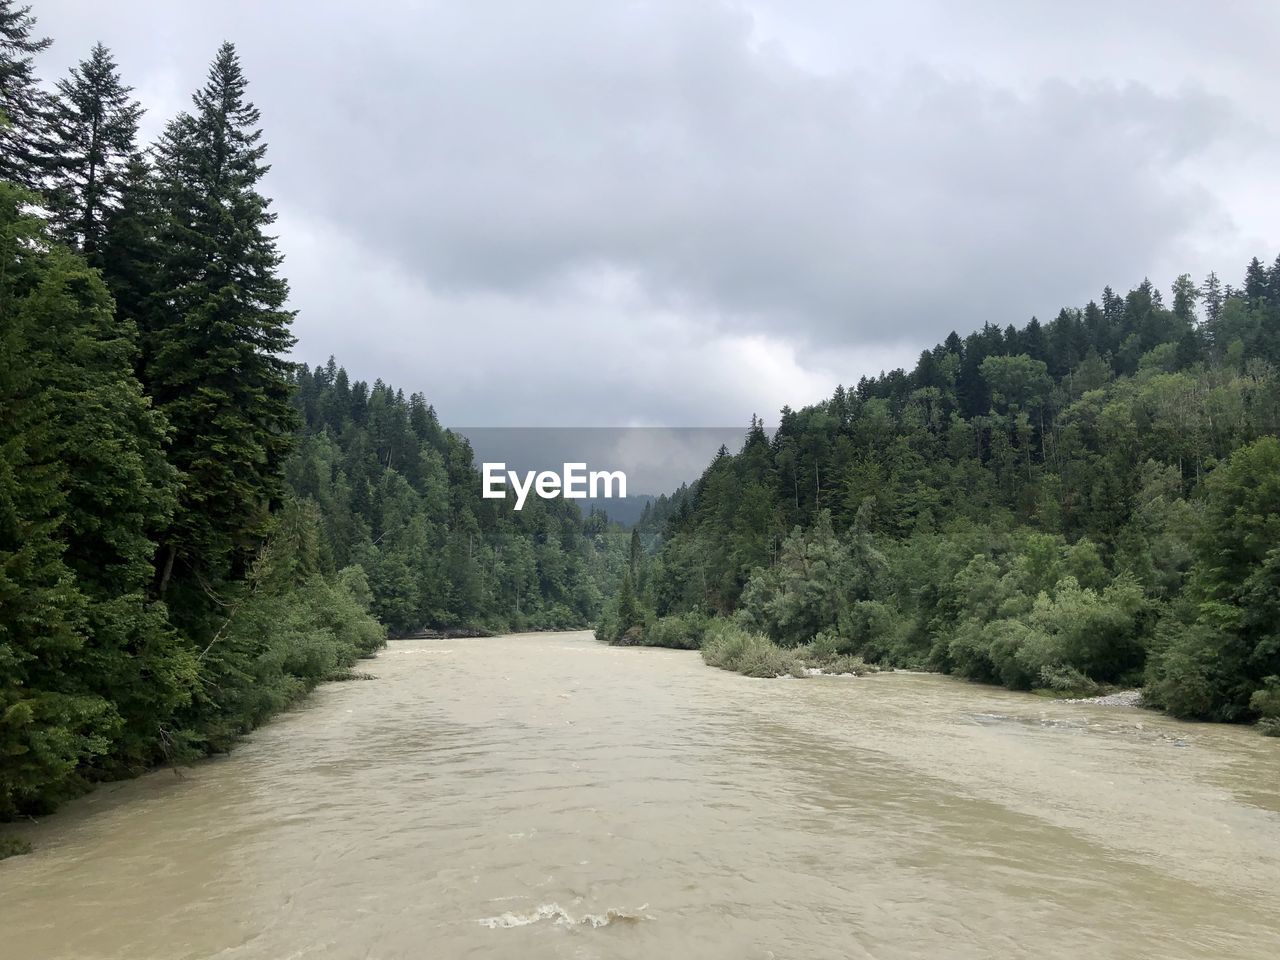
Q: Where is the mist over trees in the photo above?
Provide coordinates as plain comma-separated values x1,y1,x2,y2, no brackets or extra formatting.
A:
606,259,1280,731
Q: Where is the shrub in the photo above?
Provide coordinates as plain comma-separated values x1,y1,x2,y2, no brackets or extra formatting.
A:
643,613,710,649
1038,664,1102,695
798,629,843,662
701,622,806,678
793,631,878,674
1143,623,1224,720
0,836,32,861
1249,677,1280,725
947,620,997,683
617,624,646,646
817,654,877,676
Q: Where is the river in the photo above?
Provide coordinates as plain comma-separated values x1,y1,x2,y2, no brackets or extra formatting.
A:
2,631,1279,959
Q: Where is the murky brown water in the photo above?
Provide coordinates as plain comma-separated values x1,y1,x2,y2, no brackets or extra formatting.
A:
3,631,1279,959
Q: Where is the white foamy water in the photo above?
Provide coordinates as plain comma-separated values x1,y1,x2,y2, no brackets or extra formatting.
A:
478,901,651,929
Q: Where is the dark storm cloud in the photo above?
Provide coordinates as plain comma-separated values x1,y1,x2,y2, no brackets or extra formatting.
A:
29,1,1279,426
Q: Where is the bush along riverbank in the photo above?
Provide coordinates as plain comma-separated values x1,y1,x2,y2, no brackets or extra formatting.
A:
599,613,879,680
597,257,1280,737
700,622,881,679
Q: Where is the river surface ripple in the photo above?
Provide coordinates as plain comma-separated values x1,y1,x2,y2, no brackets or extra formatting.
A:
3,631,1279,959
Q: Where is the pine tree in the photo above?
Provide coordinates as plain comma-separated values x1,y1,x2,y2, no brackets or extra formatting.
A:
1,178,195,799
48,42,142,257
628,527,642,579
0,183,96,817
956,331,988,417
1200,272,1223,322
1171,274,1199,324
0,1,52,189
1021,316,1048,361
148,42,297,602
96,156,164,352
26,231,195,772
1244,257,1268,303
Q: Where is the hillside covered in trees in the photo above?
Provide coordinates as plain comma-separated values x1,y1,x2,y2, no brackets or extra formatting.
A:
288,360,629,636
602,258,1280,732
0,3,623,827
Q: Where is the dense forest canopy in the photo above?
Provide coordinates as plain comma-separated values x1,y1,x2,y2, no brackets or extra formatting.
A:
288,359,629,635
0,2,624,823
606,258,1280,731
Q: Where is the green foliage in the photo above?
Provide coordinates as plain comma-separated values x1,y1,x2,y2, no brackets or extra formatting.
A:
737,510,884,648
290,361,630,636
1037,665,1102,695
46,42,142,255
633,254,1280,732
1145,438,1280,721
1,24,404,822
638,612,711,650
1248,677,1280,722
700,622,806,679
147,42,298,601
0,0,53,188
0,179,196,814
794,632,878,675
180,552,385,753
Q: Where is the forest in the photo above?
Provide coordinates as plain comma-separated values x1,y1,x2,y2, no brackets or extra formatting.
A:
287,361,629,636
0,3,624,829
602,260,1280,733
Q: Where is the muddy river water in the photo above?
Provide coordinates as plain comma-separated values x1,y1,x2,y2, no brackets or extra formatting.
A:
2,631,1279,959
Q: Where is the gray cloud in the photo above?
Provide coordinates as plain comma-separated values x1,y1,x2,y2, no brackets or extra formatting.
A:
30,1,1280,427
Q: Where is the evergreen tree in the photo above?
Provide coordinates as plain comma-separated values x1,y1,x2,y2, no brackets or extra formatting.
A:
0,1,51,189
47,42,142,258
628,527,642,578
148,43,297,602
1171,274,1199,325
1244,257,1268,303
1201,271,1223,327
1,180,195,807
96,156,164,352
0,183,95,818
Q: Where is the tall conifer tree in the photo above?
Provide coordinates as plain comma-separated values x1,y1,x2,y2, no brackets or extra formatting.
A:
48,42,142,257
0,1,51,189
148,42,297,601
97,156,164,352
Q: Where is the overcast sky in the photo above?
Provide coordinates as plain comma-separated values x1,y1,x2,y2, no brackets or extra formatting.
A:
30,1,1280,427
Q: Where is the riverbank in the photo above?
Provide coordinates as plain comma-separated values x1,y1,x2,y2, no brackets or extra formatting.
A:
611,616,1280,736
0,640,387,862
